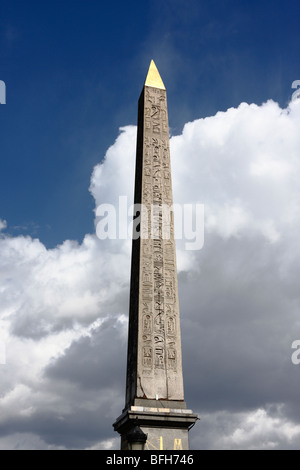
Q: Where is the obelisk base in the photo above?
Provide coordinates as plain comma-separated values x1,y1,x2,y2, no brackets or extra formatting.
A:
113,400,198,450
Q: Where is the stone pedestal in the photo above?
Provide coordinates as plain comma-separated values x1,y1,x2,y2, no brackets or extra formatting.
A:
114,400,198,450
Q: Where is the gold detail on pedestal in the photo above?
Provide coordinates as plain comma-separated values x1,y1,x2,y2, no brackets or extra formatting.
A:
174,438,183,450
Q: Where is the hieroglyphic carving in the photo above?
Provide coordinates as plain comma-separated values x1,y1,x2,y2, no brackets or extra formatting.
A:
154,312,164,332
155,347,165,368
167,348,176,369
167,316,176,336
139,84,180,383
143,346,153,368
154,334,164,345
123,62,188,409
143,314,152,333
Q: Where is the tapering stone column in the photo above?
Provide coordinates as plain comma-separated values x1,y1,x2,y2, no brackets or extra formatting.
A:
113,61,198,450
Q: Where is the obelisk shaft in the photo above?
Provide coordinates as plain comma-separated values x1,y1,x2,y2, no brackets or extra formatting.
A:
114,62,198,450
125,61,184,408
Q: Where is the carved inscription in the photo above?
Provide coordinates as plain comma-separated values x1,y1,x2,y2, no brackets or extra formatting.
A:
139,85,179,377
167,316,176,335
155,347,165,368
143,314,152,333
143,346,153,368
167,348,176,370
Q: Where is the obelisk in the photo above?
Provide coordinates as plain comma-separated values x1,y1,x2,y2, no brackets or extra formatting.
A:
113,60,198,450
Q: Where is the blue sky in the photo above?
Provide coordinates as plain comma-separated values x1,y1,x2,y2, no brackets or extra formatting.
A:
1,0,299,247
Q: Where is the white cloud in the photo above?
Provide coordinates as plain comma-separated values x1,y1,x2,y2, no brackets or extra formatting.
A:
0,433,66,450
191,407,300,450
1,99,300,449
0,220,7,232
0,234,129,338
225,408,300,449
90,125,136,210
171,100,300,247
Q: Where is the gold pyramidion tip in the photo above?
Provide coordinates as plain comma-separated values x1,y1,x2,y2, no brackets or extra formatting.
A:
145,60,165,90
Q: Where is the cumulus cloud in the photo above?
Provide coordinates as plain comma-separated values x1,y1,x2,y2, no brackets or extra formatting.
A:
190,407,300,450
1,99,300,449
0,234,130,339
0,219,7,233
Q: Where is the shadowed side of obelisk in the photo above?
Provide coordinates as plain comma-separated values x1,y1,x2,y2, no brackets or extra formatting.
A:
125,88,145,408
